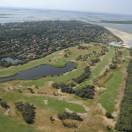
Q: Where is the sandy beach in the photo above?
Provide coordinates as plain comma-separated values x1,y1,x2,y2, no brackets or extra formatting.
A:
106,27,132,48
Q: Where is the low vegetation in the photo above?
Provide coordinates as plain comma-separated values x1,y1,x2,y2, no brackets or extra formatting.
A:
116,48,132,132
73,66,91,83
0,113,38,132
0,29,129,132
15,102,36,124
58,111,83,121
0,98,10,109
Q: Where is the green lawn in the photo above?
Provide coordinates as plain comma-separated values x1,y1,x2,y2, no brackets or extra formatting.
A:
0,113,38,132
98,48,129,113
0,43,102,78
91,47,114,80
1,93,85,113
0,45,129,132
1,44,98,87
98,70,123,112
0,50,67,77
79,47,115,87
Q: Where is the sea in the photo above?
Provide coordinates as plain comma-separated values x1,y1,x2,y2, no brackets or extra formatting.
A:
0,8,132,33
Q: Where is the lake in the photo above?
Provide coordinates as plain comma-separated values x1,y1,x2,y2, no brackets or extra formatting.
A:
0,62,76,83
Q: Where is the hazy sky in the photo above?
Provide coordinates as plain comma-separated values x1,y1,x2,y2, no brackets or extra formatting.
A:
0,0,132,15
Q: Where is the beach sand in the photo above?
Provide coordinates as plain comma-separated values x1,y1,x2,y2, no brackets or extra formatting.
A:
106,27,132,48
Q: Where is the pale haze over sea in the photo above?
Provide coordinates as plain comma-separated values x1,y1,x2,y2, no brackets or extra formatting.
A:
0,8,132,33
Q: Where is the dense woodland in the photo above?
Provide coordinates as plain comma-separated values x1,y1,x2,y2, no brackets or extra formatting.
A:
116,48,132,132
0,21,121,67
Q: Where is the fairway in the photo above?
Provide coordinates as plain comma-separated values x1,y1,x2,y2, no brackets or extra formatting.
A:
0,113,38,132
98,48,129,112
98,70,123,112
0,44,129,132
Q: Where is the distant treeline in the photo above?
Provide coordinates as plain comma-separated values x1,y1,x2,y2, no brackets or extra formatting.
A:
101,20,132,24
116,48,132,131
0,20,121,67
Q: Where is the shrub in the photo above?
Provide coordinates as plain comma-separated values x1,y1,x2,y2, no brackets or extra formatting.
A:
73,66,91,83
105,112,113,119
0,98,10,109
58,111,83,121
75,85,95,99
52,83,75,94
15,102,36,124
109,63,117,69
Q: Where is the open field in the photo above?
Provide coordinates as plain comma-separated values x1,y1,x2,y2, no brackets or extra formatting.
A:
0,92,85,113
0,113,38,132
98,48,129,113
0,42,130,132
79,46,115,87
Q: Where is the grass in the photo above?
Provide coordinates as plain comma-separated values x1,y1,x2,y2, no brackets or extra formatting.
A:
0,44,130,132
91,47,114,79
79,47,115,87
98,48,129,113
98,70,123,112
0,43,102,78
1,43,102,87
1,93,85,113
0,113,38,132
0,50,67,77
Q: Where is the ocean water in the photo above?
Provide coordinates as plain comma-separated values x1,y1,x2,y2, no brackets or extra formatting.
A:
0,8,132,33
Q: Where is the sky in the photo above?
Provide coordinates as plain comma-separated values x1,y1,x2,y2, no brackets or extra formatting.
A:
0,0,132,15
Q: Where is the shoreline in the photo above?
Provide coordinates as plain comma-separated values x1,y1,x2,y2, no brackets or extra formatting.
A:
105,26,132,48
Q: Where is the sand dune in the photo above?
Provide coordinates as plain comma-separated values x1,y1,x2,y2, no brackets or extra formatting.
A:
106,27,132,48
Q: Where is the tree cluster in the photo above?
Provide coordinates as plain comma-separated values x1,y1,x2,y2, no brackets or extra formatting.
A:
75,86,95,99
0,98,10,109
52,83,95,99
58,111,83,121
15,102,36,124
52,83,75,94
73,66,91,83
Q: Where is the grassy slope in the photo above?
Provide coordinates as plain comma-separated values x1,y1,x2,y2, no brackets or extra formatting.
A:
98,49,129,113
79,46,115,87
1,92,85,113
0,44,129,132
98,70,123,112
0,51,67,78
0,43,102,87
0,43,101,78
0,113,38,132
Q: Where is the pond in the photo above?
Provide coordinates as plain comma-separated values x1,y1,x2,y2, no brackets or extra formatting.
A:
0,62,76,83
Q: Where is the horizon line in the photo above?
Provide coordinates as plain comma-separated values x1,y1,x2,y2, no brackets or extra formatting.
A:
0,6,132,16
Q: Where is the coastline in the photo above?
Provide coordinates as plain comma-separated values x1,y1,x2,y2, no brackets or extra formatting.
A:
105,27,132,48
